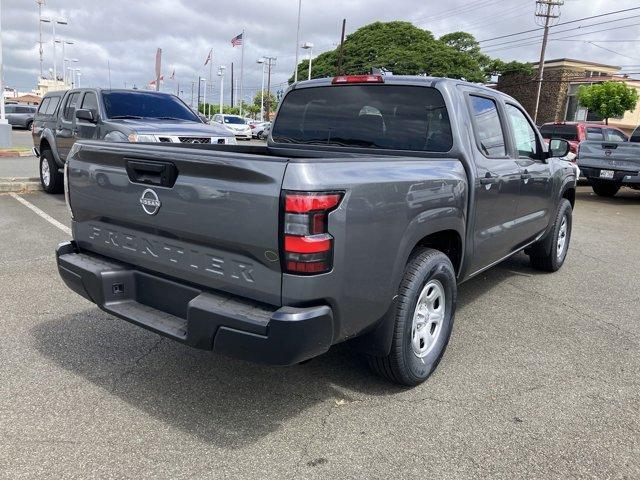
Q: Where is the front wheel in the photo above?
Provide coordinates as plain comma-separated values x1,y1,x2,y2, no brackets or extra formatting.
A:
528,199,572,272
368,249,457,386
40,150,64,194
591,181,620,197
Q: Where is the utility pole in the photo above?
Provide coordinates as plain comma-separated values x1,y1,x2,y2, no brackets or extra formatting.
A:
533,0,563,123
294,0,302,82
337,19,346,75
36,0,45,78
264,56,276,119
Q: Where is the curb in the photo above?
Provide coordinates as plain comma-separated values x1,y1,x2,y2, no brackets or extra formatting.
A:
0,177,42,193
0,150,34,158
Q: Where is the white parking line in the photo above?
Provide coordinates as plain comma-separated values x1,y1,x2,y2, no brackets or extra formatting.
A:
9,193,71,236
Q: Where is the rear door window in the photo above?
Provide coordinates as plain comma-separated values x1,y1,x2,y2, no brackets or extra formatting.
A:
469,95,506,157
63,92,81,121
630,127,640,143
272,85,453,152
5,105,15,114
585,127,604,141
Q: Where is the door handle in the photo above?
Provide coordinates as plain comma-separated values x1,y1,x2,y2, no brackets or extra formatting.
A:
480,177,496,185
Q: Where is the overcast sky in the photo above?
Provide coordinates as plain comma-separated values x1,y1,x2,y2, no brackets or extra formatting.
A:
3,0,640,103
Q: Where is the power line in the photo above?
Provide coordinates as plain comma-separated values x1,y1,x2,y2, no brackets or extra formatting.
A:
477,5,640,43
481,13,640,49
412,0,503,25
482,21,640,53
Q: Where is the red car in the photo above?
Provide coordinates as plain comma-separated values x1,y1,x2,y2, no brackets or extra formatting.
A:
539,122,628,155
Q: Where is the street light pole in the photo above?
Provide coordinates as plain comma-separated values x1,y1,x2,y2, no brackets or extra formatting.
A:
0,0,8,145
41,17,67,89
218,66,226,114
301,42,313,81
257,58,266,121
56,39,74,85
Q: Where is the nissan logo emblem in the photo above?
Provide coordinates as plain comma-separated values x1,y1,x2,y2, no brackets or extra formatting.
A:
139,188,161,215
605,150,612,157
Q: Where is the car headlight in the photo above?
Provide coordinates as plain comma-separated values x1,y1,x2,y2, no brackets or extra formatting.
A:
128,133,157,142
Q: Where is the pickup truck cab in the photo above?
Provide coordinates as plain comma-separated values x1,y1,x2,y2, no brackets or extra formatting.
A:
56,75,576,386
32,88,236,194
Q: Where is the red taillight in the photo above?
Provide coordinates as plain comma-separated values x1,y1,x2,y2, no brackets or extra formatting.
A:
285,193,341,213
282,191,343,275
332,75,384,85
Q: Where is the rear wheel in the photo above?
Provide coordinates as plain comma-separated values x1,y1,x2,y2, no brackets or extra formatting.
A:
25,120,33,132
591,181,620,197
528,199,572,272
40,149,63,194
368,248,456,386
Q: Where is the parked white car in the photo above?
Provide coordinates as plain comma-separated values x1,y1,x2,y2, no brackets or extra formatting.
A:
212,114,252,140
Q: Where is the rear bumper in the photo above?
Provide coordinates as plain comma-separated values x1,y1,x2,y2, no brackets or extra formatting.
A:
581,166,640,185
56,241,334,365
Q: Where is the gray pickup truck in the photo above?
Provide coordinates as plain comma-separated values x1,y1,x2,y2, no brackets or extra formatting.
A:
578,140,640,197
32,88,235,194
56,75,576,386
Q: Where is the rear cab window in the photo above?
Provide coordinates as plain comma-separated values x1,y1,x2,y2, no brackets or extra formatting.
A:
539,124,578,141
272,85,453,152
585,127,604,141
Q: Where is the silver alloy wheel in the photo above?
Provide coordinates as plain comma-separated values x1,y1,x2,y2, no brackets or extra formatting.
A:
557,215,568,260
411,279,445,358
41,157,50,187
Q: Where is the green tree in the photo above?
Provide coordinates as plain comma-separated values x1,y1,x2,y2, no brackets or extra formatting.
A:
253,90,278,115
290,22,530,83
577,81,639,124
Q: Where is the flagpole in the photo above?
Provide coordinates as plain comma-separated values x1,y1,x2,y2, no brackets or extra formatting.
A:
208,50,213,119
239,28,245,116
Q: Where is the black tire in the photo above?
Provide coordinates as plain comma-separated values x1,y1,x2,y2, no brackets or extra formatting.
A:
591,181,620,197
528,199,572,272
25,120,33,132
368,248,457,387
39,149,64,194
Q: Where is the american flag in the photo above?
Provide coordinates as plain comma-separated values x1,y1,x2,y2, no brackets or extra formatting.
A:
231,32,243,47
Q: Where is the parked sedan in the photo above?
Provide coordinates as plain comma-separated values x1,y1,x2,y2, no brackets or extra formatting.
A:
212,114,252,140
5,104,37,130
249,121,270,138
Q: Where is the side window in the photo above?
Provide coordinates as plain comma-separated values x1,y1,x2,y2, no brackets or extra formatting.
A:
81,92,99,112
17,106,31,114
5,105,15,114
505,104,539,159
585,127,604,141
63,92,81,121
630,127,640,143
605,129,627,143
37,98,51,114
45,97,60,115
469,95,506,157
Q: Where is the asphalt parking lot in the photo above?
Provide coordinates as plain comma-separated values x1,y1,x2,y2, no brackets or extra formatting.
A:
1,186,639,479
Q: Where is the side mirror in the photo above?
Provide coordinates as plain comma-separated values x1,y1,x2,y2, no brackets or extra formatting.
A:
549,138,570,158
76,109,96,123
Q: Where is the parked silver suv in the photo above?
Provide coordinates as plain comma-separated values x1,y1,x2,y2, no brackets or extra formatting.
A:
5,104,37,130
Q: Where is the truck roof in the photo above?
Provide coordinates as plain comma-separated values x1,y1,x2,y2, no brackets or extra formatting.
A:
289,75,514,101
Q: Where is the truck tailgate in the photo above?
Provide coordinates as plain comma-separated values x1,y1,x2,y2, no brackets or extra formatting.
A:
578,141,640,172
68,143,287,306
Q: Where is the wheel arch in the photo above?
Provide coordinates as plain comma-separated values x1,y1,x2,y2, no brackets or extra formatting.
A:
350,218,464,358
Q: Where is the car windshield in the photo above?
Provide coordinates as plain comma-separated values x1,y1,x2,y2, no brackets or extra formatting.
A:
539,124,578,141
272,85,453,152
102,91,199,122
224,116,246,124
